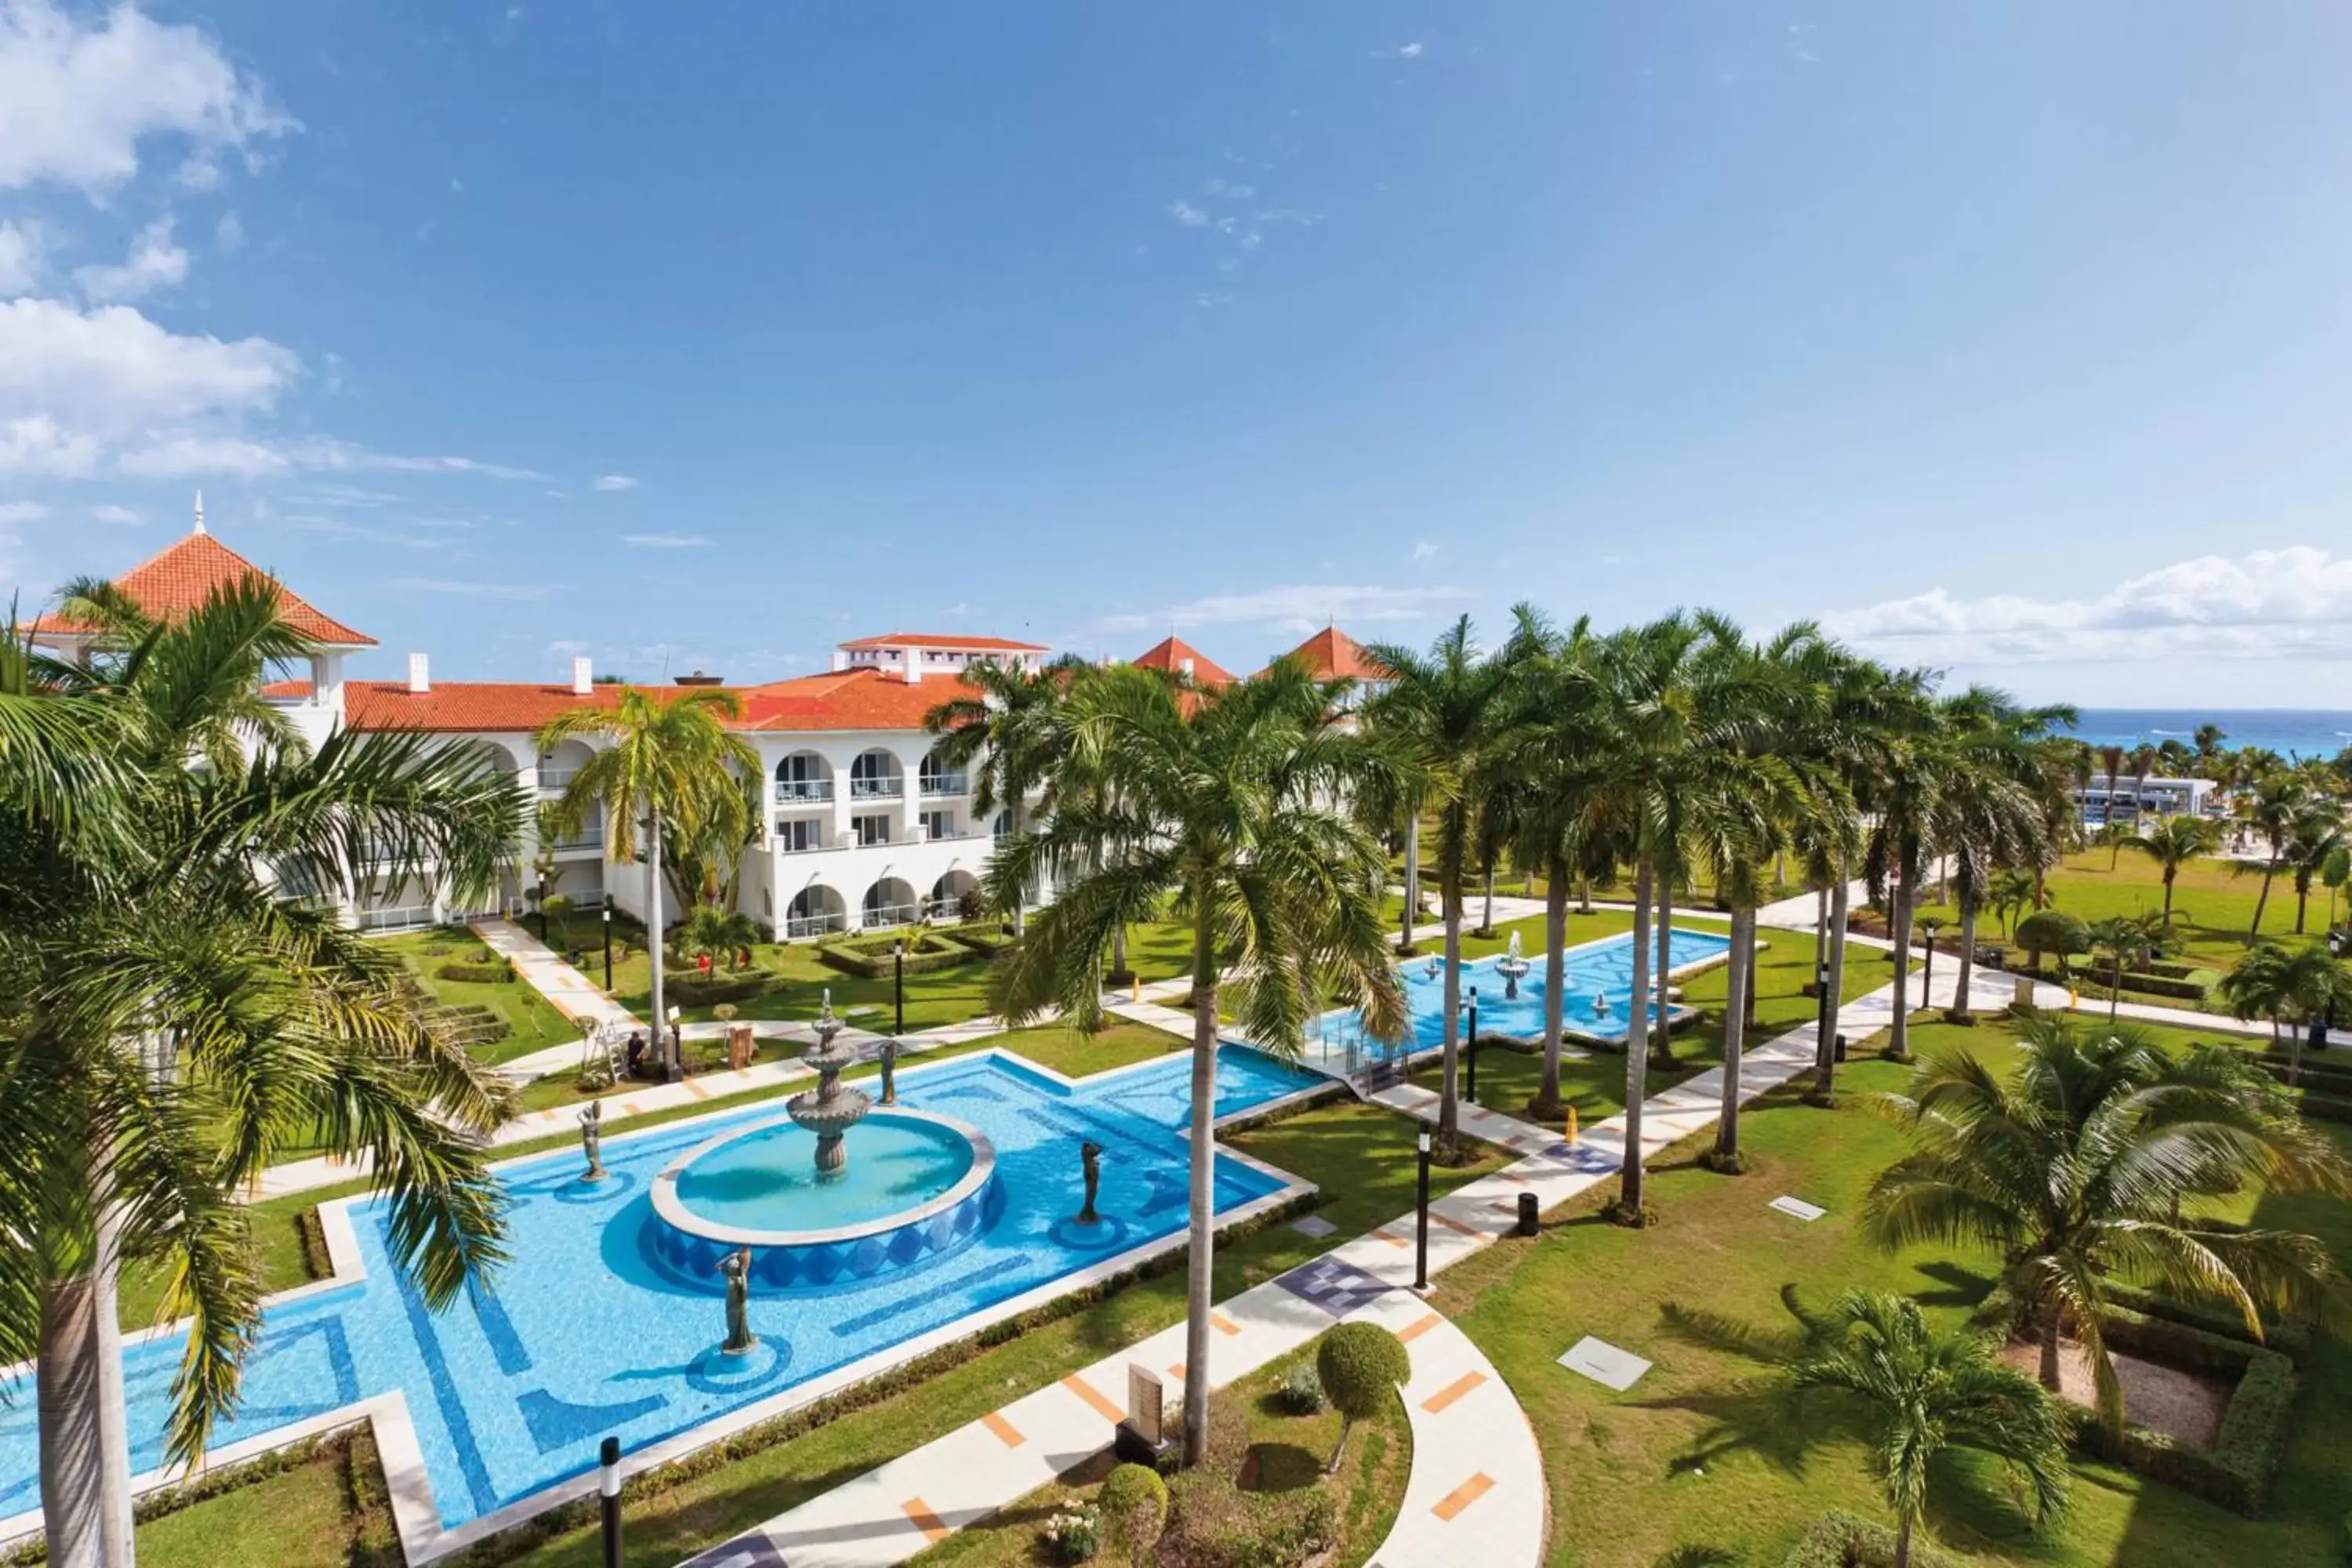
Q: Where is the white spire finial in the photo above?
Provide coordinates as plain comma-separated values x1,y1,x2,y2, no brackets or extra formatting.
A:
192,490,206,535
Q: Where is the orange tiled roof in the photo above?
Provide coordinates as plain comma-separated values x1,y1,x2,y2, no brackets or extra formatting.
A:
837,631,1047,652
1262,626,1386,682
340,666,978,735
1131,635,1235,687
27,531,376,647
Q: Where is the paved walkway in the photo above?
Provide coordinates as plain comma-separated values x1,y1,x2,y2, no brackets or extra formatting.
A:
473,918,639,1036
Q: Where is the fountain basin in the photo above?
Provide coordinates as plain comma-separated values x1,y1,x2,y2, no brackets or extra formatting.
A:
648,1109,1003,1293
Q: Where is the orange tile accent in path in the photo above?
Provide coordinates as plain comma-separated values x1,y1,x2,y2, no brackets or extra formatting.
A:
1167,1362,1187,1381
1432,1472,1494,1522
1060,1374,1124,1423
1421,1370,1487,1414
901,1497,951,1544
980,1411,1025,1449
1432,1210,1486,1239
1210,1312,1241,1336
1375,1228,1410,1249
1396,1312,1443,1345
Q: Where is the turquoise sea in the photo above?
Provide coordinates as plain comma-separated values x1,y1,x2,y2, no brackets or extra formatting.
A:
2067,710,2352,762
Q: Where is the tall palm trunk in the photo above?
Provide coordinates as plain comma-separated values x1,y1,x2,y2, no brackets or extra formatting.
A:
1579,873,1594,916
1109,925,1129,982
1438,884,1463,1145
2295,875,2311,934
2038,1305,2063,1392
1895,1517,1915,1568
1619,858,1653,1214
1536,868,1568,1116
647,799,670,1076
2251,852,2278,936
1651,877,1676,1069
1181,960,1218,1468
1947,900,1980,1021
38,1272,108,1568
1399,816,1420,953
1815,875,1850,1098
1887,873,1915,1060
2161,868,2176,925
1715,902,1753,1162
1479,864,1494,935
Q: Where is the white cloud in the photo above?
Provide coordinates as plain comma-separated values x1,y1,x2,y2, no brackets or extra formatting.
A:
1202,177,1255,200
622,532,707,549
1374,41,1425,60
0,498,45,521
1167,199,1210,229
214,211,242,252
389,577,550,601
0,296,294,446
1823,547,2352,664
591,473,637,492
0,220,42,292
1095,582,1472,636
0,412,100,474
113,432,543,480
88,502,139,524
73,217,188,302
0,0,295,195
1411,540,1439,562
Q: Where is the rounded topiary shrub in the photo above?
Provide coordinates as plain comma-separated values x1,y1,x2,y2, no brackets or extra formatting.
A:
1315,1322,1410,1475
2014,909,2090,971
1097,1462,1167,1560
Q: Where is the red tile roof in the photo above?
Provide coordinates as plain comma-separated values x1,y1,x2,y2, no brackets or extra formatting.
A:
1131,635,1235,687
339,666,979,735
837,632,1047,652
1263,626,1387,682
27,530,376,647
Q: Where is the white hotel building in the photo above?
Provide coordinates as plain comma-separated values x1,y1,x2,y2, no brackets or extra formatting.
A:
31,518,1375,941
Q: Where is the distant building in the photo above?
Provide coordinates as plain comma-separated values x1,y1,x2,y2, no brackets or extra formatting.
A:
2074,773,2218,824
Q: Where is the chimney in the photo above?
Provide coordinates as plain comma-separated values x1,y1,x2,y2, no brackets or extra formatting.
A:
407,652,430,694
900,644,922,685
571,656,593,695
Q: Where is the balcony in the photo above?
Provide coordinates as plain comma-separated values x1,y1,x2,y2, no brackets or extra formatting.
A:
774,778,833,804
783,911,846,939
355,902,437,934
551,832,602,852
849,776,904,801
918,772,969,799
861,902,918,931
536,767,577,793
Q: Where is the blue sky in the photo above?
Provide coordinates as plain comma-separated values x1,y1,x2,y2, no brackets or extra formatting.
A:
3,2,2350,704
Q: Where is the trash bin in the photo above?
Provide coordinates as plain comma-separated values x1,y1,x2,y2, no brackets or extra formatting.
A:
1516,1191,1538,1237
1834,1033,1848,1063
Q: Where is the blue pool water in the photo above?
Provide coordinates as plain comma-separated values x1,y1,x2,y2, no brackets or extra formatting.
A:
671,1115,974,1232
1312,927,1733,1053
0,1049,1317,1539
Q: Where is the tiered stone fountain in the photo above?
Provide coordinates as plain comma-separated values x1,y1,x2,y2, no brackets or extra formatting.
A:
1496,930,1532,1001
786,990,871,1176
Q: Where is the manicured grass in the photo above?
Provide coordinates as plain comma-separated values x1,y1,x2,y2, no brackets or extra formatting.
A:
1430,1018,2352,1566
975,1019,1187,1078
380,928,579,1065
134,1447,368,1568
909,1332,1412,1567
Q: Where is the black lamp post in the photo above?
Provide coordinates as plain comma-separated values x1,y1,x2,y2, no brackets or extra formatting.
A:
597,1435,622,1568
1414,1122,1432,1290
893,938,906,1038
1921,917,1942,1010
1465,985,1480,1105
601,902,613,992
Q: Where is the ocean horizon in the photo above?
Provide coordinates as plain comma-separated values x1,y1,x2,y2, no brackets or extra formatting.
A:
2066,708,2352,761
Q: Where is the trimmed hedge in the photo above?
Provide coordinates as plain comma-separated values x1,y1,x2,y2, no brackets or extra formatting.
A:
434,960,514,984
2101,1282,2314,1365
2070,1304,2299,1516
946,924,1017,957
815,934,975,980
1781,1509,1957,1568
665,971,782,1008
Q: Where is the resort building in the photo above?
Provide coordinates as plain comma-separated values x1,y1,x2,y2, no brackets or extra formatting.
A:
27,510,1366,940
2073,772,2219,824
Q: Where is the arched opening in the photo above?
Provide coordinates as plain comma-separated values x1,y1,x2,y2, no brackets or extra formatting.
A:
862,877,917,931
917,746,967,798
992,810,1013,841
783,884,848,941
538,737,595,793
927,869,978,923
849,748,904,801
773,750,833,804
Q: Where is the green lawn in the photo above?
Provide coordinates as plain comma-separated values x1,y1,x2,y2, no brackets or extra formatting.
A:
1432,1019,2352,1567
379,927,579,1065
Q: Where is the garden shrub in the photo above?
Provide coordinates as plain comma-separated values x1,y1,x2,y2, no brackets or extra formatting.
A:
435,961,514,984
665,971,779,1008
1097,1463,1168,1560
1040,1496,1100,1563
1277,1360,1328,1415
1316,1323,1409,1472
2067,1303,2300,1516
1159,1472,1334,1568
2101,1283,2314,1364
945,924,1017,957
2013,910,2090,970
815,932,975,979
1780,1510,1958,1567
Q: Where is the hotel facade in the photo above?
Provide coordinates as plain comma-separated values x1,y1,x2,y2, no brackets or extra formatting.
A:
28,514,1384,942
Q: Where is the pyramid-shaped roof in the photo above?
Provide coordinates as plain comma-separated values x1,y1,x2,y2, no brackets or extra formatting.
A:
29,524,376,648
1131,634,1234,687
1266,625,1385,682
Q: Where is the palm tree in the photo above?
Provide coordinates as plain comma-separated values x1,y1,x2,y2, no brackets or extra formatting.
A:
1363,618,1510,1152
1988,869,2037,938
2221,941,2352,1083
1788,1293,2068,1568
2082,916,2151,1021
1932,694,2072,1022
2,578,521,1566
538,687,757,1078
2238,773,2311,937
986,660,1406,1465
2097,742,2126,858
2119,815,2220,926
924,654,1077,936
2125,742,2158,828
2284,808,2348,936
677,904,761,970
2194,722,2228,764
1863,1017,2349,1432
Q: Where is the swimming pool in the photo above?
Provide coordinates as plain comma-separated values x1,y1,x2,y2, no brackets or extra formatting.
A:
1284,927,1735,1076
0,1046,1321,1555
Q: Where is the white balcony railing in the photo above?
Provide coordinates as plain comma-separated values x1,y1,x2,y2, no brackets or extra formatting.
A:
861,902,917,930
849,776,904,800
775,833,826,855
356,903,437,934
922,898,967,922
783,911,846,939
536,767,577,793
773,779,833,804
918,773,968,798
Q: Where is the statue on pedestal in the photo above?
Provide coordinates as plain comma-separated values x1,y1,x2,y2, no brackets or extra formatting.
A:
576,1098,605,1182
880,1036,898,1105
717,1247,757,1354
1078,1140,1105,1225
